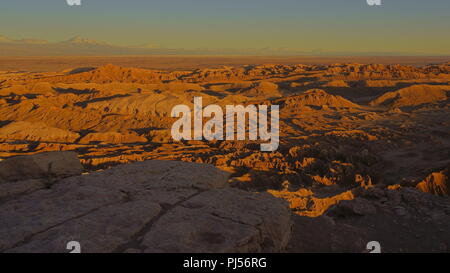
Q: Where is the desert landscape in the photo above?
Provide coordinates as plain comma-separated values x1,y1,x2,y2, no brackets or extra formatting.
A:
0,57,449,253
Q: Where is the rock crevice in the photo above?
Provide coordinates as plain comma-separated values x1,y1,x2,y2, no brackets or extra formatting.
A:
0,154,292,253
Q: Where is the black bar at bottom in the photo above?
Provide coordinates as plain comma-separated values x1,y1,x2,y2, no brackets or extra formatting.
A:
0,253,445,272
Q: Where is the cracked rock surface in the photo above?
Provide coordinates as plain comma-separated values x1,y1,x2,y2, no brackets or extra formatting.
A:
0,159,292,253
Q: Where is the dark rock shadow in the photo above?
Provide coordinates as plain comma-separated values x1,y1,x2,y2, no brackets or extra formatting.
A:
75,94,131,108
0,120,12,128
53,87,99,95
201,90,227,99
67,67,96,75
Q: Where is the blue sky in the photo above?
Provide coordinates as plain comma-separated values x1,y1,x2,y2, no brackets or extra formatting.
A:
1,0,449,54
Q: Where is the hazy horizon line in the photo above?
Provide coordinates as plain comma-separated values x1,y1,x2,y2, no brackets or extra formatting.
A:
1,34,449,57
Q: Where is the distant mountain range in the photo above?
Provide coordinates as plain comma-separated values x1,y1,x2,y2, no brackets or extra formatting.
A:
0,35,185,56
0,35,438,56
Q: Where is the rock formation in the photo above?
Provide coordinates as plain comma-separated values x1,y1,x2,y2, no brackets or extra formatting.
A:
0,155,292,253
1,61,449,252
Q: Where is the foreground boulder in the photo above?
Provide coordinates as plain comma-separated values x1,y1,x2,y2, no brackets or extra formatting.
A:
0,151,83,183
0,158,292,253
